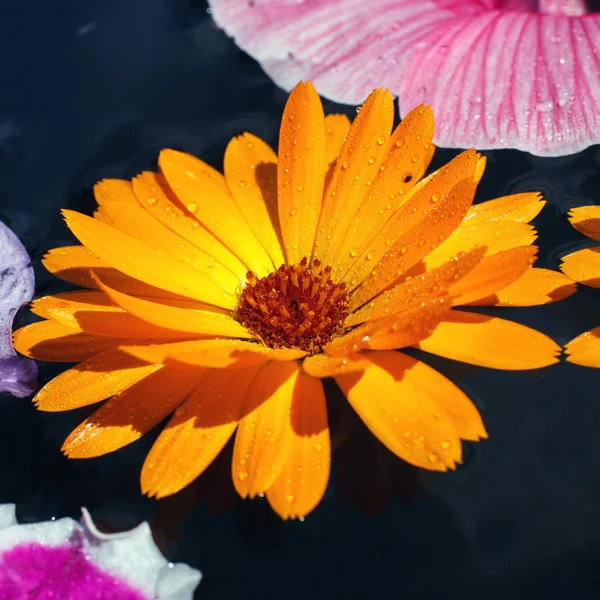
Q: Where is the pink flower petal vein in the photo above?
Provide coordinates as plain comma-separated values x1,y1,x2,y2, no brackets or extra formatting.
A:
209,0,600,156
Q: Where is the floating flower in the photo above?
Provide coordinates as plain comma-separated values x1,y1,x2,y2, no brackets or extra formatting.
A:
0,503,201,599
561,206,600,367
0,221,37,398
208,0,600,156
14,83,575,519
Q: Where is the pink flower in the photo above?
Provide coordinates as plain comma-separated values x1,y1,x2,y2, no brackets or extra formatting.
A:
209,0,600,156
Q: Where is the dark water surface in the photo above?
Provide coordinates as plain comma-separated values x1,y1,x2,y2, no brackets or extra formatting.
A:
1,1,600,598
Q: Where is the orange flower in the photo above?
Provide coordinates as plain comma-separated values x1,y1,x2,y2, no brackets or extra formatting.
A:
14,82,575,519
561,206,600,367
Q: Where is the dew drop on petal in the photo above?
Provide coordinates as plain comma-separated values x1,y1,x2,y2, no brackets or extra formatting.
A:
186,202,198,213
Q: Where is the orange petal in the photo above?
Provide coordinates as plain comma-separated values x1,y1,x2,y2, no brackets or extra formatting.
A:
158,148,273,276
267,372,330,519
141,364,262,498
424,221,537,270
324,114,351,164
565,327,600,368
42,246,187,300
95,276,250,338
449,246,537,306
346,247,485,326
94,179,137,206
302,352,371,378
132,172,247,279
122,339,305,369
349,177,477,310
277,81,327,264
62,210,236,308
561,247,600,288
329,296,450,358
314,89,394,270
62,365,204,458
31,291,191,339
233,361,299,498
33,348,161,412
330,105,435,279
223,133,285,268
464,192,545,225
95,199,240,295
13,320,119,362
336,351,483,470
467,268,576,306
569,206,600,242
417,311,560,370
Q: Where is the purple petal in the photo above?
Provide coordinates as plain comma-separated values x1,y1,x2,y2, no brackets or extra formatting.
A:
0,221,37,398
209,0,600,156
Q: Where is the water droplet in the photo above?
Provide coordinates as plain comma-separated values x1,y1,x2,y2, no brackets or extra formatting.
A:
289,207,298,216
368,155,376,164
395,138,405,148
366,251,375,260
428,453,438,463
238,471,248,481
297,185,303,192
349,248,360,257
536,100,554,113
174,406,187,417
247,141,255,149
342,160,350,170
400,246,408,254
146,197,157,206
441,440,451,450
315,443,323,452
186,202,198,213
430,193,441,204
411,154,419,163
286,494,295,503
377,136,386,145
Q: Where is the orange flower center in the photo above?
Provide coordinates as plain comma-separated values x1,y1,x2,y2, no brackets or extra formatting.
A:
235,257,349,354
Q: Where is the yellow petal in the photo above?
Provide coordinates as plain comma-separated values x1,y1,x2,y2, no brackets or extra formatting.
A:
314,89,394,270
349,177,477,310
449,246,537,306
62,365,204,458
141,364,262,498
561,247,600,288
34,348,161,411
466,268,576,306
132,172,247,279
158,148,273,275
330,105,435,279
32,291,193,339
277,81,327,264
424,221,537,270
42,246,187,300
95,276,250,338
568,205,600,241
94,179,137,205
122,339,305,369
62,210,236,308
346,247,485,326
223,133,285,267
95,199,240,295
336,351,484,470
565,327,600,368
324,114,351,164
267,372,330,519
463,192,545,224
233,361,299,497
13,320,119,362
417,311,560,369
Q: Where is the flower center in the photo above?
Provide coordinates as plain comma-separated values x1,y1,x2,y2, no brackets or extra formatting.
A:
235,257,349,354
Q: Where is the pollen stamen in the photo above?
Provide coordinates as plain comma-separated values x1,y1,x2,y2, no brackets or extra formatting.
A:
235,257,350,354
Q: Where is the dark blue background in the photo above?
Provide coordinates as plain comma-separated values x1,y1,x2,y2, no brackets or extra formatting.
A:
1,1,599,598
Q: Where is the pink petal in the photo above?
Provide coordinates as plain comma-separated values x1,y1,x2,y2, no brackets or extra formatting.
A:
209,0,600,156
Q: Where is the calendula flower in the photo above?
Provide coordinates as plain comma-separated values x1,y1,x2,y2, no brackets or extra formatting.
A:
561,206,600,367
0,504,201,598
14,82,575,519
0,221,37,398
209,0,600,156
